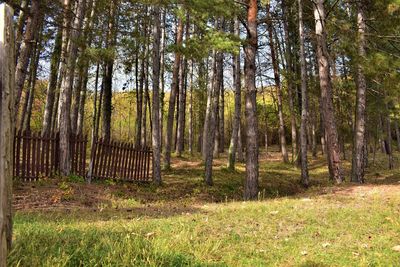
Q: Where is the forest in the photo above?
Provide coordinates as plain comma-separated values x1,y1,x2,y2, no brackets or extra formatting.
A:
0,0,400,266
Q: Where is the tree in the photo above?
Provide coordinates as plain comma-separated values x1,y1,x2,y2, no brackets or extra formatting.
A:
244,0,259,200
298,0,309,187
15,0,42,115
313,0,343,183
351,1,367,183
227,17,241,171
58,0,87,176
164,15,183,170
102,0,117,142
0,3,15,264
151,5,162,185
42,28,62,137
267,2,289,163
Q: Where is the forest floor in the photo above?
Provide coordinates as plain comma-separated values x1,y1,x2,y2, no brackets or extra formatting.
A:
9,147,400,266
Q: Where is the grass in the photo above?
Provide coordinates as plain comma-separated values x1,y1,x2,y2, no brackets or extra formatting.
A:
8,148,400,266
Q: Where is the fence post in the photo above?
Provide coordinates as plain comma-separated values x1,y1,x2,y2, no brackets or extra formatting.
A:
0,3,15,264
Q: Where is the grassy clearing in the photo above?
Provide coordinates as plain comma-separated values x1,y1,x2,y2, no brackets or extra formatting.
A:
9,149,400,266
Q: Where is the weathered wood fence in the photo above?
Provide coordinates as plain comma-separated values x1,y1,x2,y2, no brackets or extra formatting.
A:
13,131,87,180
13,131,153,182
90,138,153,181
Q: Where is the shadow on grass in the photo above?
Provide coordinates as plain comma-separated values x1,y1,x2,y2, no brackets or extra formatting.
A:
9,225,219,267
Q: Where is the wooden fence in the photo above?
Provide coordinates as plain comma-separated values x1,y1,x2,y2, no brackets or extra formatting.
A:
13,131,153,182
90,138,153,181
13,131,88,180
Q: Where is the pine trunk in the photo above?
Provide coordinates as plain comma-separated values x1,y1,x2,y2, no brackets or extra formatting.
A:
58,0,86,176
244,0,259,200
42,29,62,137
227,18,241,171
164,17,183,169
101,1,117,143
15,0,42,114
314,0,343,183
151,6,162,185
267,3,288,163
298,0,309,187
351,1,368,183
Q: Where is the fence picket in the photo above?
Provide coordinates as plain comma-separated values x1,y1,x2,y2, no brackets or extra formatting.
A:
13,131,150,182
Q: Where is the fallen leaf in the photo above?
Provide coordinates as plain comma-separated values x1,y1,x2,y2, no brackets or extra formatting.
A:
145,232,155,238
270,211,279,215
392,245,400,252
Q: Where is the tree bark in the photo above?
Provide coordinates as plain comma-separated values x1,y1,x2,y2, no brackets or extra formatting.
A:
164,16,183,169
219,56,225,153
188,60,194,155
57,0,86,176
42,28,62,137
351,1,367,183
21,35,41,132
395,120,400,152
151,6,162,185
176,14,189,156
15,0,42,115
101,0,117,143
314,0,343,183
0,4,15,263
228,17,241,171
203,48,221,186
282,0,298,162
244,0,259,200
73,0,96,135
267,3,288,163
298,0,309,187
15,0,28,57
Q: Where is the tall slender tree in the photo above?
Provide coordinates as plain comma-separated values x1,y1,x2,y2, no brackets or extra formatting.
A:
151,5,162,185
244,0,259,200
164,15,183,169
313,0,343,183
351,1,368,183
298,0,309,187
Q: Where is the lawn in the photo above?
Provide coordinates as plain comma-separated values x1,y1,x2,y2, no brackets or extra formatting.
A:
8,149,400,266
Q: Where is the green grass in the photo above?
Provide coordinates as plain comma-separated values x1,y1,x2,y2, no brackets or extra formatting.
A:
8,149,400,266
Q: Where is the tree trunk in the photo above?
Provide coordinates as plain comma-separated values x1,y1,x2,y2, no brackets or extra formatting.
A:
244,0,259,200
151,6,162,185
42,28,62,137
159,11,166,151
298,0,309,187
0,5,15,264
73,0,96,135
176,14,189,156
164,16,183,169
395,120,400,152
15,0,28,57
203,47,222,186
219,57,225,153
267,3,288,163
141,51,149,147
15,0,42,114
282,0,298,162
384,96,394,169
21,35,41,132
87,62,100,182
228,17,241,171
58,0,86,176
101,0,117,143
188,60,194,155
351,2,368,183
314,0,343,183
